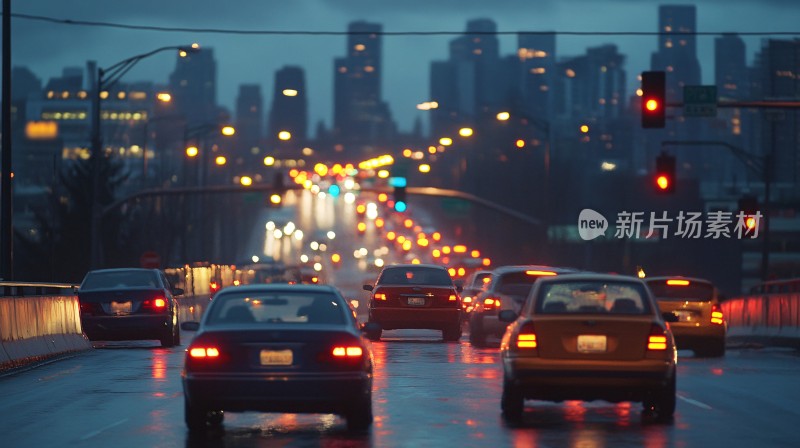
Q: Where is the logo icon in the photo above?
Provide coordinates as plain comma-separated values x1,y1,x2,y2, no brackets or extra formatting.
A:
578,209,608,241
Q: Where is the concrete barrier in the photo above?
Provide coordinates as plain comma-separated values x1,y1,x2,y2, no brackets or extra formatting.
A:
722,293,800,347
0,294,92,372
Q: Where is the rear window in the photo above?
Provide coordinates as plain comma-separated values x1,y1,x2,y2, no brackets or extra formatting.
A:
534,280,652,315
647,280,714,302
207,292,347,326
494,271,553,299
378,267,452,286
81,270,159,290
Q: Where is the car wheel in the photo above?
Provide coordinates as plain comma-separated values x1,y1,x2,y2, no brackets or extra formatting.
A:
345,394,373,432
442,324,462,342
644,373,676,422
365,324,382,342
469,316,487,347
501,378,524,424
161,328,176,348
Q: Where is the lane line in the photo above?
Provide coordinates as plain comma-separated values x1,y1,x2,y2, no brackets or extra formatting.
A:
79,418,129,441
678,394,713,410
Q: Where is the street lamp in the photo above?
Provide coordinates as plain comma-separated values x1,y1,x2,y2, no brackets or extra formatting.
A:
89,43,199,268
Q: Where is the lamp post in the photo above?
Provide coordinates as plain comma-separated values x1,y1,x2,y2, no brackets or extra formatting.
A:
89,44,199,268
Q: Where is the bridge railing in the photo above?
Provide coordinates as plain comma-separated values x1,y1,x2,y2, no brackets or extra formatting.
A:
721,293,800,347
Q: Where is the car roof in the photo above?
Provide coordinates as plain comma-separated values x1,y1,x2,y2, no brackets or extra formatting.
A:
382,263,448,271
491,265,579,275
533,272,646,284
85,268,159,274
644,276,714,286
216,284,339,294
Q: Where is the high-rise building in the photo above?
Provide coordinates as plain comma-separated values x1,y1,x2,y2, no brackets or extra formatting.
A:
752,39,800,185
333,21,396,147
235,84,263,158
168,48,217,127
268,66,307,146
651,5,701,103
713,34,751,184
517,33,556,122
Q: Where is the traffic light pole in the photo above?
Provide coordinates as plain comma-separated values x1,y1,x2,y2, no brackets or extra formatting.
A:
660,140,773,281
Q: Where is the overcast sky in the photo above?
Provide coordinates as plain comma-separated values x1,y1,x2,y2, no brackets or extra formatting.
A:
9,0,800,133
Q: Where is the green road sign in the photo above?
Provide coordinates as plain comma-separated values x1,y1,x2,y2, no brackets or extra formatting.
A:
683,85,717,117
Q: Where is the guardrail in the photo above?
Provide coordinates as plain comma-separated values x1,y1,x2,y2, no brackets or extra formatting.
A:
0,281,91,372
722,293,800,348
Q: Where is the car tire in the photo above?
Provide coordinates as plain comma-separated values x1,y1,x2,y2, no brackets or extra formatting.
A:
469,316,487,347
644,373,676,422
161,328,176,348
501,378,524,424
365,325,382,342
185,397,223,431
345,394,373,432
442,324,462,342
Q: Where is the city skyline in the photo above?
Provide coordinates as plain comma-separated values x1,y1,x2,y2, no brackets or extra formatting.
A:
10,0,800,133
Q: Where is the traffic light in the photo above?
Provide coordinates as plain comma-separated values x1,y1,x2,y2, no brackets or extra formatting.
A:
268,171,285,207
654,152,675,193
393,186,407,212
641,71,666,128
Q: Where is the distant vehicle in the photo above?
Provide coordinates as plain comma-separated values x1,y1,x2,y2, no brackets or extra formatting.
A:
363,263,463,342
499,273,678,424
468,265,577,346
645,276,727,357
78,268,183,347
460,269,492,314
180,284,373,432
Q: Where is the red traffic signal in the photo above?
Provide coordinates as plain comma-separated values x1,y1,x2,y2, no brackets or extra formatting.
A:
641,71,666,128
654,152,675,193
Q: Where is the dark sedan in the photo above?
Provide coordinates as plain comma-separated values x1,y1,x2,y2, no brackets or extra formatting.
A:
181,284,373,432
77,268,182,347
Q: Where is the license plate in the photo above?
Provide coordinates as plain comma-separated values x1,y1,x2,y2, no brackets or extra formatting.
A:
110,301,132,315
260,349,293,366
577,335,607,353
407,297,425,306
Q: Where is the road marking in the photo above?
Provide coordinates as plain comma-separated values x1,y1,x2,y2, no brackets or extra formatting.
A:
678,394,713,410
79,418,129,440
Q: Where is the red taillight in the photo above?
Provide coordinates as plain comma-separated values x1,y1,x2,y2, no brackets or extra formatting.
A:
143,297,168,310
711,304,724,325
154,298,166,308
332,346,363,358
374,293,387,301
648,324,669,351
189,347,220,358
516,322,537,349
449,294,457,302
210,282,219,292
483,297,501,311
463,296,473,304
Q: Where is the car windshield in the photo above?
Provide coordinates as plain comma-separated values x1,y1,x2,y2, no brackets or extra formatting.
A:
378,267,452,286
534,280,652,315
206,291,346,326
81,270,158,290
648,281,715,302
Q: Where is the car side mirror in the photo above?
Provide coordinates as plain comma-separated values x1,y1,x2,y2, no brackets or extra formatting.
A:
181,321,200,332
662,312,679,323
498,310,518,323
172,287,185,296
363,284,374,292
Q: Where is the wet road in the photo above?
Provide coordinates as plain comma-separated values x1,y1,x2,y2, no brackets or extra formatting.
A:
2,321,799,448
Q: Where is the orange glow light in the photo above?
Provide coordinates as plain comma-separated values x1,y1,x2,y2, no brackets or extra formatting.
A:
453,245,467,253
482,258,491,266
404,219,413,228
656,175,670,190
471,250,480,258
432,249,441,258
526,270,557,276
666,279,690,286
432,232,441,241
375,218,385,228
378,193,388,202
647,336,668,350
386,231,396,241
646,99,659,111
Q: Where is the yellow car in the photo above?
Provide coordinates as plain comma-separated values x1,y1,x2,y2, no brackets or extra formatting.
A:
499,274,678,423
645,276,727,357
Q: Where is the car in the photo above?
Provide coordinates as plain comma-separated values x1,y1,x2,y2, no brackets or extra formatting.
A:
498,273,678,424
180,284,373,432
363,263,463,342
645,276,727,357
468,265,577,346
77,268,183,347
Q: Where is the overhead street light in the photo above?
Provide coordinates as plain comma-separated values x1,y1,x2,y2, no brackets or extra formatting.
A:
89,43,200,268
